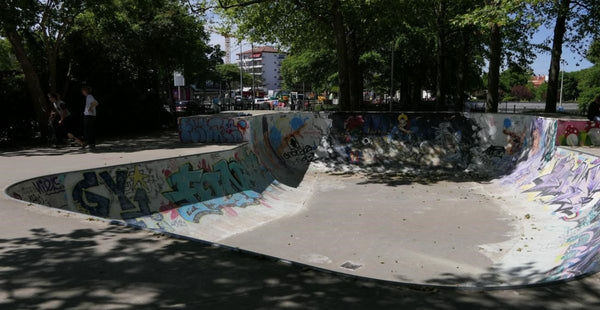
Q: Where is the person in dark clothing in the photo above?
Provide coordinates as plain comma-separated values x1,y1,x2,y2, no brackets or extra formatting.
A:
588,95,600,121
48,92,84,147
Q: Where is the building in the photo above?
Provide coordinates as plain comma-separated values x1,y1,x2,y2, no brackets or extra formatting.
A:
238,46,286,93
530,75,548,87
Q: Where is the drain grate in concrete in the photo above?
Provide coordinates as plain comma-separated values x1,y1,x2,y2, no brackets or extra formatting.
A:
340,261,362,270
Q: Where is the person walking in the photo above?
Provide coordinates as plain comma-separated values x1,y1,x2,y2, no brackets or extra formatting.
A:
48,92,84,147
588,95,600,122
81,85,99,149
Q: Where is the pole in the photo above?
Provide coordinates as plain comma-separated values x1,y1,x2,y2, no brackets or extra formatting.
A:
302,81,305,110
559,68,564,108
251,42,255,110
239,42,243,105
390,43,394,112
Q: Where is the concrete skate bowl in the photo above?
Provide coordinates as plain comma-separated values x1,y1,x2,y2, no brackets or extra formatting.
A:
6,112,600,289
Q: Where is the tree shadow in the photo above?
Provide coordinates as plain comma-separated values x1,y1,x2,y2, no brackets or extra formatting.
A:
318,161,497,187
0,130,212,157
1,224,600,309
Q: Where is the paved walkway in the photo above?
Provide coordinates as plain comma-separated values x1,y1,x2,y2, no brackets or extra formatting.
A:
1,131,600,309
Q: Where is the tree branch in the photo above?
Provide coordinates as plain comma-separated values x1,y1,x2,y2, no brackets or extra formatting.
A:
193,0,270,13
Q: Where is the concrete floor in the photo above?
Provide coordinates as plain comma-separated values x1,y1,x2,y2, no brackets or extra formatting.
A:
223,173,516,285
2,132,600,309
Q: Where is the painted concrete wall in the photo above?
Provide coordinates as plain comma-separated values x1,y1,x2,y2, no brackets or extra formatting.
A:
7,112,327,241
7,146,283,235
319,112,556,178
503,147,600,281
556,120,600,146
178,115,251,144
8,111,600,285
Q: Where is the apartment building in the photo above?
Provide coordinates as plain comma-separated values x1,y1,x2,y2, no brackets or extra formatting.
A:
238,46,286,92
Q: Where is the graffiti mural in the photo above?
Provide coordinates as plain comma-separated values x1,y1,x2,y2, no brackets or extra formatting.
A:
70,167,156,219
556,120,600,146
320,113,486,171
511,148,600,280
179,116,250,143
11,111,600,286
248,112,329,186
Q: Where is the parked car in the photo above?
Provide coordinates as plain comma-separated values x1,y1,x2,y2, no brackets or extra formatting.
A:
253,97,268,109
174,100,201,116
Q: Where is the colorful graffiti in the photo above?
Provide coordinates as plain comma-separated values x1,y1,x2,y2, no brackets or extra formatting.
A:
248,113,329,188
511,149,600,280
71,170,152,219
556,120,600,146
322,113,484,169
5,144,280,226
10,111,600,286
179,116,249,143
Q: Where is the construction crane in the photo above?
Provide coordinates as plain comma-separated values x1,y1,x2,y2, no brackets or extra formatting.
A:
206,26,232,64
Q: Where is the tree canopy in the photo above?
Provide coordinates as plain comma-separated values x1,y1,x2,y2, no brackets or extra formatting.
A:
0,0,219,144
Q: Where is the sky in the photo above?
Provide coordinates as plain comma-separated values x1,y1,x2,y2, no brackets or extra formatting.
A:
209,25,594,75
530,25,593,75
208,33,251,64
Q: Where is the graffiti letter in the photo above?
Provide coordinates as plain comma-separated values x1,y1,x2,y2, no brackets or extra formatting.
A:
72,172,110,217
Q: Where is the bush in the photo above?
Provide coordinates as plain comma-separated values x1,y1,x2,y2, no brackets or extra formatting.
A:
510,85,534,101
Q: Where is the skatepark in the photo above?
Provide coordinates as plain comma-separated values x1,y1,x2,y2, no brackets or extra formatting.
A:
5,111,600,295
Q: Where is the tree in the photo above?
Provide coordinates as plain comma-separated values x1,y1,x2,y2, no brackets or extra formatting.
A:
216,0,403,110
64,0,214,129
560,71,579,101
510,85,534,100
280,49,337,94
457,0,540,112
499,64,533,93
541,0,600,112
0,39,19,71
0,0,89,137
575,40,600,111
534,81,548,101
216,63,251,93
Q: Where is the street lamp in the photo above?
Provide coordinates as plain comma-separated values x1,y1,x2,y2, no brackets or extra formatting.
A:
239,42,243,101
559,58,565,111
251,42,255,110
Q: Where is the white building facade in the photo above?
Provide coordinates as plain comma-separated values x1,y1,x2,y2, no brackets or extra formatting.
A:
238,46,286,93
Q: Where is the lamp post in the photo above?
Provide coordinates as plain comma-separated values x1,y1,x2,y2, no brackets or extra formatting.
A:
251,42,255,110
559,66,564,109
239,41,243,102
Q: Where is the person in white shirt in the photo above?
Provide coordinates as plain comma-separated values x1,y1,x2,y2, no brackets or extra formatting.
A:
81,85,99,149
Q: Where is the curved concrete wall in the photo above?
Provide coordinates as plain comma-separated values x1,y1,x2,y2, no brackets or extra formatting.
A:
6,112,328,241
321,112,557,178
7,111,600,286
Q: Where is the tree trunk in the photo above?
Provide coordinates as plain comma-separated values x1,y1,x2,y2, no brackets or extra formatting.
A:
62,61,73,98
486,22,501,113
347,30,363,111
331,0,351,111
5,29,49,137
546,0,570,113
456,31,469,112
435,0,446,110
47,46,58,93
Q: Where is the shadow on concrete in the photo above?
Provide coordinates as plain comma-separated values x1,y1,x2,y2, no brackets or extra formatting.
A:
0,130,202,157
320,163,497,187
1,224,599,309
355,170,495,187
